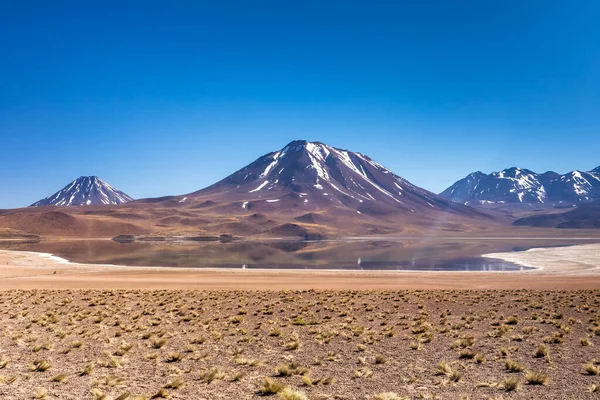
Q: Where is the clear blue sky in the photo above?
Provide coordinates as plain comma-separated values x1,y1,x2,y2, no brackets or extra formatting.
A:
1,0,599,208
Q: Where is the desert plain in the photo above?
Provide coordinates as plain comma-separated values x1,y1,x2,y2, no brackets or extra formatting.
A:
0,244,600,399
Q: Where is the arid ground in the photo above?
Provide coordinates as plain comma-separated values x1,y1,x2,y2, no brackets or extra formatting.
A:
2,288,600,399
1,246,600,399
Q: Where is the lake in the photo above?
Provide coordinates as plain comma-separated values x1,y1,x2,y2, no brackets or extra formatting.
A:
2,237,599,271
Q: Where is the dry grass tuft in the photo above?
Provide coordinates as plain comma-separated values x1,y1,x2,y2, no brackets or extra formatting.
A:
277,386,309,400
164,377,184,389
502,377,521,392
525,370,549,385
260,377,285,395
29,360,51,372
372,393,409,400
505,359,526,373
199,367,225,384
51,373,68,382
33,387,48,399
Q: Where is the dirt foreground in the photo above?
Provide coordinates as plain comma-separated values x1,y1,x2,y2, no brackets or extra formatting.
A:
2,244,600,290
1,288,600,399
2,247,600,399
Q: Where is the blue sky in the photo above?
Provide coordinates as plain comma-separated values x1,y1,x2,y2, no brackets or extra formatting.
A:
1,0,599,208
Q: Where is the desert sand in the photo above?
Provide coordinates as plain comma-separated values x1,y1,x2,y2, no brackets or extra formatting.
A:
2,244,600,290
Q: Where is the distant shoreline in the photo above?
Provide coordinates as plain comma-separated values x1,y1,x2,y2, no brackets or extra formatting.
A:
2,244,600,290
483,243,600,274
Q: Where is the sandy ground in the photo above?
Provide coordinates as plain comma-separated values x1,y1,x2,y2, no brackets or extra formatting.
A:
2,244,600,290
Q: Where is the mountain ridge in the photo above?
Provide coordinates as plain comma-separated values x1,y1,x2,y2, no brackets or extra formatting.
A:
440,166,600,208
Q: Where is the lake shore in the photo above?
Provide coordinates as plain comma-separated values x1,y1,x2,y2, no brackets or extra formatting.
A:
2,244,600,290
482,243,600,274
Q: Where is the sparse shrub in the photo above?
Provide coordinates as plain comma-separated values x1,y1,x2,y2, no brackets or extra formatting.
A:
459,349,475,359
276,361,308,377
437,361,453,375
534,344,549,358
372,393,407,400
292,317,307,326
525,371,549,385
269,328,282,337
164,377,184,389
449,370,463,383
92,389,107,400
277,386,308,400
199,367,225,384
79,362,94,376
232,371,245,382
165,352,184,363
374,354,387,364
51,373,68,382
584,362,599,375
150,388,169,399
259,377,285,395
284,339,302,351
354,367,373,378
33,387,48,399
503,377,521,391
29,359,51,372
505,359,526,373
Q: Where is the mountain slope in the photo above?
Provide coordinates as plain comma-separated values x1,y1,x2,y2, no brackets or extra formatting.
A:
440,167,600,208
31,176,133,207
513,201,600,229
178,140,489,221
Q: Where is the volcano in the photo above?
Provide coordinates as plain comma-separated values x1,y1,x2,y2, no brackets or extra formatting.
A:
31,176,133,207
170,140,489,221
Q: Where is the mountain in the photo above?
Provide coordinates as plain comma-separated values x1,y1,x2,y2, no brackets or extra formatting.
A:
31,176,133,207
179,140,489,221
513,201,600,229
440,167,600,208
1,141,496,239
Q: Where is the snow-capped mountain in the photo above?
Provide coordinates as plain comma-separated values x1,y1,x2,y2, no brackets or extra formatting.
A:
31,176,133,207
440,167,600,207
184,140,486,218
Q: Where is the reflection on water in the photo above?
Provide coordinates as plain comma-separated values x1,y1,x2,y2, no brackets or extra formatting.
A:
0,238,598,271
